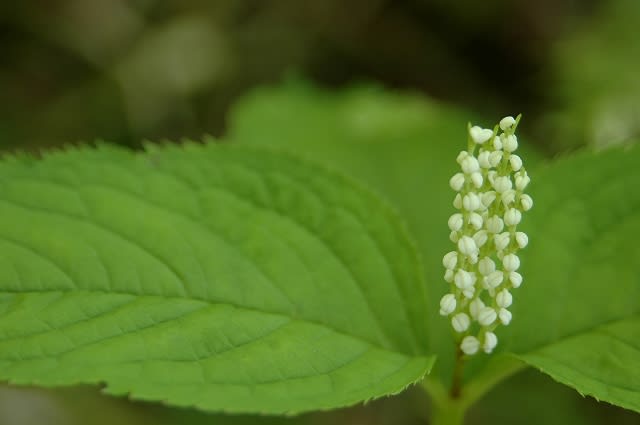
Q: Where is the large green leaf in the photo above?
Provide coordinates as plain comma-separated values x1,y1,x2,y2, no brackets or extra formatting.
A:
0,143,433,414
504,145,640,412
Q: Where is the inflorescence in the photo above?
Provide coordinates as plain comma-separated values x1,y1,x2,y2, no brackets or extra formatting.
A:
440,115,532,355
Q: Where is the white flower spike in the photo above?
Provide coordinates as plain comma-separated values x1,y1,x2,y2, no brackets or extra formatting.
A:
442,115,532,355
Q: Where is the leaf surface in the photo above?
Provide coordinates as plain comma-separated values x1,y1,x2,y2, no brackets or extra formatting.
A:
0,143,433,414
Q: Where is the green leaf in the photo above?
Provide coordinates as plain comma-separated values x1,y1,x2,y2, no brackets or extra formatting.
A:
0,143,433,414
503,145,640,412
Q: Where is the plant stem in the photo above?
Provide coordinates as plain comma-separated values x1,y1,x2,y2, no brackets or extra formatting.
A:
430,397,466,425
449,346,465,399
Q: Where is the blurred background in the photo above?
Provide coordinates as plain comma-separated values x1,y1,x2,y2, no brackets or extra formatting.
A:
1,0,639,424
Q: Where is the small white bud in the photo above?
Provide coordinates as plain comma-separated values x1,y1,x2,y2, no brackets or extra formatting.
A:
520,194,533,211
502,134,518,152
449,231,459,243
515,173,530,191
493,176,512,193
487,170,497,185
509,154,523,171
458,236,478,257
486,215,504,234
453,193,462,209
473,230,488,248
499,307,512,325
471,172,484,188
463,193,481,211
489,150,503,168
469,126,493,144
444,269,454,283
456,151,469,164
499,116,516,131
452,313,471,332
439,294,457,315
469,297,485,319
448,213,464,231
494,232,510,251
492,136,503,151
478,257,496,276
502,254,521,272
483,331,498,353
461,156,480,174
462,287,475,299
481,191,497,208
454,269,474,289
478,151,491,168
449,173,466,191
515,232,529,248
442,251,458,270
484,271,504,289
501,189,517,207
504,208,522,226
469,212,483,230
478,307,497,326
509,271,523,288
461,335,480,355
496,289,513,308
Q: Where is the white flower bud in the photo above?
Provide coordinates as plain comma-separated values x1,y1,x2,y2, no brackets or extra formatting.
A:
478,307,497,326
520,194,533,211
456,151,469,164
515,173,530,191
486,215,504,234
454,269,474,289
478,150,491,168
453,193,462,209
501,189,517,207
448,213,464,231
509,271,523,288
442,251,458,270
494,232,510,251
449,231,459,243
496,289,513,308
439,293,457,315
463,193,481,211
484,271,504,289
469,126,493,144
469,212,483,230
502,254,521,272
502,134,518,152
478,257,496,276
444,269,454,283
461,336,480,355
483,331,498,353
499,116,516,131
499,307,512,325
509,154,523,171
469,297,485,319
462,288,475,299
458,236,478,257
452,313,471,332
473,230,488,248
449,173,465,191
481,191,497,208
492,136,503,151
504,208,522,226
493,176,512,193
471,172,484,188
515,232,528,248
489,150,503,167
461,156,480,174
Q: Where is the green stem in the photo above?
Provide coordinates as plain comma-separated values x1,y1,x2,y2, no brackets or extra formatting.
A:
430,396,466,425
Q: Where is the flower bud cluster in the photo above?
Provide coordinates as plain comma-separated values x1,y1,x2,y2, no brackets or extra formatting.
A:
440,115,532,355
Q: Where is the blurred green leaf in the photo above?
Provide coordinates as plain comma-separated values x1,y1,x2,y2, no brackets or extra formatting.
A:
0,143,433,414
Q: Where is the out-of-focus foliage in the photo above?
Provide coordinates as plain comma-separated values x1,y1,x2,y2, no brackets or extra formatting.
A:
542,0,640,151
